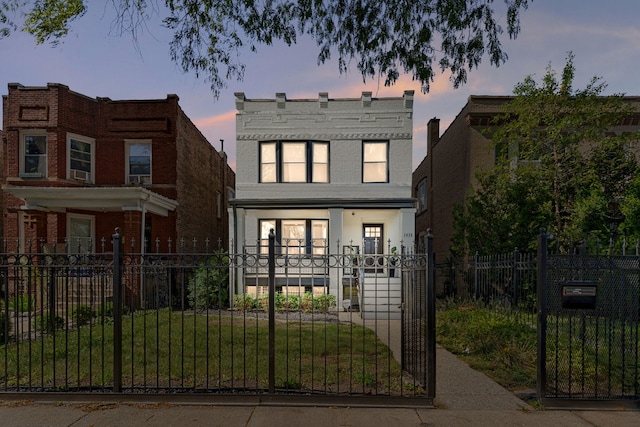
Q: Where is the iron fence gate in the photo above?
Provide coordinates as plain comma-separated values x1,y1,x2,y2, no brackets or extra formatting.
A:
0,230,434,406
537,232,640,407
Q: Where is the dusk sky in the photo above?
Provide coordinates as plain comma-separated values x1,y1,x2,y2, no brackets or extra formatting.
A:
2,0,639,170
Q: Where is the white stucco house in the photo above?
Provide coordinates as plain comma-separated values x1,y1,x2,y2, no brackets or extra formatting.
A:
229,91,415,319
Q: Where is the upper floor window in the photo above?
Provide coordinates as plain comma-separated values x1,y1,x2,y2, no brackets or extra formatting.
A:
259,141,329,183
417,179,427,213
20,130,47,178
68,133,94,183
126,140,152,184
363,141,388,183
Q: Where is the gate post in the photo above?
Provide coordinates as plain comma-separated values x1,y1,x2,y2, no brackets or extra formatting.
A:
536,228,548,400
425,230,436,399
112,228,123,393
268,229,276,393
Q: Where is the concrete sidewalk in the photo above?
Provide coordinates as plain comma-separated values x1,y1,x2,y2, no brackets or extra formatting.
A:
1,318,638,426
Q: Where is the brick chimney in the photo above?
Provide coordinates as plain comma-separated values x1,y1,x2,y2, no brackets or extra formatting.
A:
427,117,440,153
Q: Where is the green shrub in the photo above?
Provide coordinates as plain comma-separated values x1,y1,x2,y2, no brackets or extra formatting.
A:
245,292,337,313
300,293,314,313
96,301,115,318
233,294,256,311
274,292,285,312
281,294,299,311
34,314,65,333
187,251,230,310
256,293,269,311
72,305,95,327
11,295,35,313
313,294,337,312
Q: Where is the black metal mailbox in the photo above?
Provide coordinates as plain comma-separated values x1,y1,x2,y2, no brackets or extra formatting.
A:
561,281,597,309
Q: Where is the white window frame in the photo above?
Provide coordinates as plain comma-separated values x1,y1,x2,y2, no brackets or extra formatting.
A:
19,129,47,178
67,133,95,183
259,219,329,255
125,139,152,185
259,141,330,183
362,141,389,183
67,213,95,253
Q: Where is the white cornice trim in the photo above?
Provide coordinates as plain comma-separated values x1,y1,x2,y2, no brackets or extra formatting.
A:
237,132,412,141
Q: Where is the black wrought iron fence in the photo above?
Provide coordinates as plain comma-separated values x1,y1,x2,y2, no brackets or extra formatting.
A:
537,233,640,405
0,230,435,406
436,250,538,326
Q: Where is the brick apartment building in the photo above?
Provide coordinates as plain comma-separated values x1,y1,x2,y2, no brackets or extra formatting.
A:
2,82,235,255
413,95,640,274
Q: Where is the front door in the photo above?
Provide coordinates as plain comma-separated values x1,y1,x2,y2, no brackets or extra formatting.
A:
363,224,383,273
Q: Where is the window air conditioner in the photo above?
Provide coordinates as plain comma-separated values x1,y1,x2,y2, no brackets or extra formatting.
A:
129,175,151,184
72,169,89,181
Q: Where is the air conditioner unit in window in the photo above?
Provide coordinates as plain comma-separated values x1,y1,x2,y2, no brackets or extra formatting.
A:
72,169,89,181
129,175,151,185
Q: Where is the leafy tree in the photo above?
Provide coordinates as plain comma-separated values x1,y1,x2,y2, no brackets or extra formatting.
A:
453,53,640,254
619,174,640,244
451,162,552,256
1,0,531,97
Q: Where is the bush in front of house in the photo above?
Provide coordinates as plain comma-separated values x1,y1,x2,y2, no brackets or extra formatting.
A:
187,251,230,310
233,293,256,311
34,314,65,333
233,292,337,313
72,304,95,327
11,294,35,313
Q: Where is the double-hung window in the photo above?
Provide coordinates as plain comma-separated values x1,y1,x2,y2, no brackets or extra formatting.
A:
20,130,47,178
68,133,94,182
259,141,329,183
126,140,152,184
259,219,328,255
362,141,388,183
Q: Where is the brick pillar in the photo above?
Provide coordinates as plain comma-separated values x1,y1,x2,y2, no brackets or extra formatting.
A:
123,210,142,309
22,212,48,251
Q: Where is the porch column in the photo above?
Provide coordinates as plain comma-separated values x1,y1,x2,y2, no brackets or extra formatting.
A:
328,208,343,302
234,207,245,295
400,208,416,248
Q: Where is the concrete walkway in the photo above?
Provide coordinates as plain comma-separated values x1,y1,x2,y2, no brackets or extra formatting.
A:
1,319,639,426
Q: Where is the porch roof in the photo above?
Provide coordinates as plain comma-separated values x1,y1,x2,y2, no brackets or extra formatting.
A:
3,186,179,216
230,198,416,209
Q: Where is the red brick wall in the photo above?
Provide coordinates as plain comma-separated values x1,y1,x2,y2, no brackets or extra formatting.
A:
412,99,497,261
2,83,235,253
175,107,234,250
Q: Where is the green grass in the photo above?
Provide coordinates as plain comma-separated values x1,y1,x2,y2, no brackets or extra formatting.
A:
544,315,640,398
436,301,640,398
0,309,413,395
436,303,538,391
